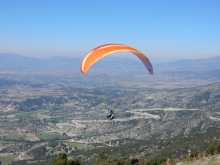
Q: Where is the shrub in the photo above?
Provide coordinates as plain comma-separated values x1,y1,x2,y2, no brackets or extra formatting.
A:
206,145,215,155
145,157,167,165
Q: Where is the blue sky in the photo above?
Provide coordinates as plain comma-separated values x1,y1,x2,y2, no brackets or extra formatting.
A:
0,0,220,63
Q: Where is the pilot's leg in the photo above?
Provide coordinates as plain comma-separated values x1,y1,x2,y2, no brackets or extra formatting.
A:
110,115,114,120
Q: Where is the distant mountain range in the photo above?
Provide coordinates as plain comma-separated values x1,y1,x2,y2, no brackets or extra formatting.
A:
155,55,220,71
0,53,220,74
0,53,81,71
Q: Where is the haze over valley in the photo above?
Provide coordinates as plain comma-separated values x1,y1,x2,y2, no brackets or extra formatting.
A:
0,54,220,164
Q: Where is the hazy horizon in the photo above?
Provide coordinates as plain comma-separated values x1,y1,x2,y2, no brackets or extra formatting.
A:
1,52,220,64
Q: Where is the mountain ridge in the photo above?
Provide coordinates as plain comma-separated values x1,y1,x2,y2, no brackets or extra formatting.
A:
1,53,220,70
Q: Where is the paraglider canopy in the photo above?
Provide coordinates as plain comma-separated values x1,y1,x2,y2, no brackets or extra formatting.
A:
80,44,153,75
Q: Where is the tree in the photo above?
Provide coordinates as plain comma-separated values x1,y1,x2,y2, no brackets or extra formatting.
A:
95,151,108,165
66,159,81,165
111,158,127,165
215,143,220,153
145,157,167,165
52,153,82,165
206,145,215,155
130,157,139,165
48,141,58,148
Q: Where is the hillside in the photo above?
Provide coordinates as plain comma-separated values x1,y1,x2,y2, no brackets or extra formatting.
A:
7,130,220,165
1,80,220,164
0,53,220,164
1,80,220,143
129,82,220,110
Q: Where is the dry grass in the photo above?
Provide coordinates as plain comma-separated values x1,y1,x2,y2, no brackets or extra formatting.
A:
37,113,51,119
25,136,40,141
175,153,220,165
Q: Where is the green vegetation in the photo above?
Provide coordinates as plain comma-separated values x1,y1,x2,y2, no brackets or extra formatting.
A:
52,153,81,165
37,133,68,141
28,146,48,160
0,155,18,165
144,157,166,165
1,71,220,165
64,142,87,150
1,133,25,141
24,143,220,165
48,141,59,148
50,152,167,165
55,130,220,164
5,130,220,165
173,142,220,164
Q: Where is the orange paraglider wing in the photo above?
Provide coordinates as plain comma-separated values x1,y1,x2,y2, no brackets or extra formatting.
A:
80,44,153,75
